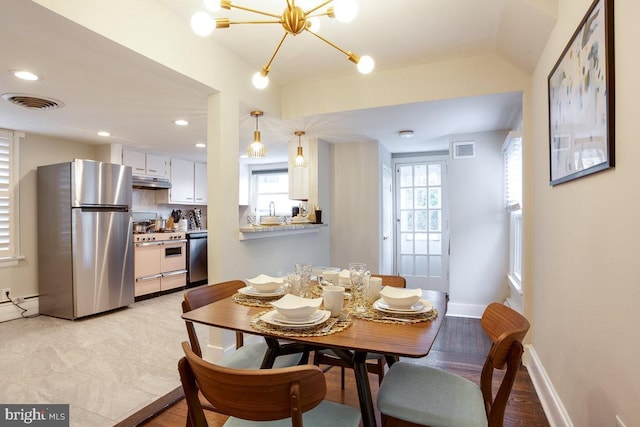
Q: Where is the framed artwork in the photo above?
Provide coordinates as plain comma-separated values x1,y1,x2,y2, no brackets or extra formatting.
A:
548,0,614,186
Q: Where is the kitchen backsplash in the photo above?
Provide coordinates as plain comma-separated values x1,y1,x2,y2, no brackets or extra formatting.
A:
132,188,207,228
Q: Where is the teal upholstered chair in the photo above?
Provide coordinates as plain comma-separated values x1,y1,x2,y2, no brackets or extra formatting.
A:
377,302,530,427
179,341,362,427
182,280,303,369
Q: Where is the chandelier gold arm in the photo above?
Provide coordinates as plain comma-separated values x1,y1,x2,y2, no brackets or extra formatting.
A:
224,2,282,19
304,27,360,63
260,32,290,77
303,0,333,15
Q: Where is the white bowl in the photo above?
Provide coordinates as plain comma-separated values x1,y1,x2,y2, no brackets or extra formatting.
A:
270,294,323,320
379,286,422,308
246,274,284,293
260,216,283,225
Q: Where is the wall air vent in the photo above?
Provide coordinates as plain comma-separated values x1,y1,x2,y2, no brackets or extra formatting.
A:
452,141,475,159
2,93,64,110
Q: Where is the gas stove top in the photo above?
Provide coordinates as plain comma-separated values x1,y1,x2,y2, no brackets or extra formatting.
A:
133,231,186,242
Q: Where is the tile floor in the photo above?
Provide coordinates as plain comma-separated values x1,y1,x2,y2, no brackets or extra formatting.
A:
0,291,199,426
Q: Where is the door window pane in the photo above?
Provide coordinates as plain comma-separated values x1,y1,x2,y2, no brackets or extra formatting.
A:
399,166,413,187
429,210,441,232
400,233,413,254
429,256,442,277
429,233,442,255
414,165,427,186
414,188,427,208
415,210,428,231
428,164,441,186
400,188,413,209
400,211,413,232
415,255,428,276
414,233,428,254
428,188,441,209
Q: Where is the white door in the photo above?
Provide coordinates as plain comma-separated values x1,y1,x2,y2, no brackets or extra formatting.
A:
395,159,449,293
381,164,393,274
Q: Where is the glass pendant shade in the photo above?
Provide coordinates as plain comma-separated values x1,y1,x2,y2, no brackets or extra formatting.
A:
246,111,267,158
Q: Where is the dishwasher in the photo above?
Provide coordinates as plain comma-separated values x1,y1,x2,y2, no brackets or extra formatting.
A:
186,231,208,287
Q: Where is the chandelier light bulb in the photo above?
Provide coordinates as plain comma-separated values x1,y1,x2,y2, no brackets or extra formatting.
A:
252,71,269,89
191,11,215,37
295,152,305,167
357,55,375,74
333,0,358,23
307,17,321,33
203,0,221,12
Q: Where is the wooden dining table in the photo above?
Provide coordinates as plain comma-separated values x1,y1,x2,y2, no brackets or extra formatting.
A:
181,289,448,427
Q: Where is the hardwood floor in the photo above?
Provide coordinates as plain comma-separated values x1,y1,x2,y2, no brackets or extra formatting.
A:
127,316,549,426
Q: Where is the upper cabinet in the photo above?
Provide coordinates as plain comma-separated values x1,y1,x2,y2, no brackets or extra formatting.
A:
123,149,169,178
288,138,317,202
157,158,207,205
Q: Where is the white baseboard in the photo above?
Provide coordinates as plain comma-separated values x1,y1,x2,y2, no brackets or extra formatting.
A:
446,302,484,318
0,297,39,322
524,344,573,427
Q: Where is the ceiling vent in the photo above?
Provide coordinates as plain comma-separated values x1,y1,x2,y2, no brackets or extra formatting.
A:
452,141,475,159
2,93,64,110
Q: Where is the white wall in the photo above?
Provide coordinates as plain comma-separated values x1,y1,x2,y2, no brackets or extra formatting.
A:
526,0,640,425
448,130,510,316
330,141,380,271
0,133,98,301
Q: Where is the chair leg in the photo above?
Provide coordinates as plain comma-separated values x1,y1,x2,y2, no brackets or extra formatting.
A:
341,367,345,389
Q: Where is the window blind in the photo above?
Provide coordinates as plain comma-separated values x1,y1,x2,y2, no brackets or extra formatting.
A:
0,130,12,255
503,133,522,211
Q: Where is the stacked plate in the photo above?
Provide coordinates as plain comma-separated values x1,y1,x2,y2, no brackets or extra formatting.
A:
238,286,285,297
373,298,433,314
261,309,330,329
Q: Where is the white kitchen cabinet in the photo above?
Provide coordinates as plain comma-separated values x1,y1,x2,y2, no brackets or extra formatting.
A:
156,158,207,205
170,158,195,203
288,138,317,201
194,161,207,204
123,149,169,178
146,153,169,178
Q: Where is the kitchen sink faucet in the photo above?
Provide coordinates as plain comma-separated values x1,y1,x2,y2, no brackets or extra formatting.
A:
269,201,275,216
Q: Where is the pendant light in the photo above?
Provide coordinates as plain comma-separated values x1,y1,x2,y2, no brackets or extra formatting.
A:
246,110,267,158
293,131,307,168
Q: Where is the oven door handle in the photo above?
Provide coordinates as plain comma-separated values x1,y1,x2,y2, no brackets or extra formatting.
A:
162,239,188,245
135,242,163,247
136,273,163,281
162,269,188,277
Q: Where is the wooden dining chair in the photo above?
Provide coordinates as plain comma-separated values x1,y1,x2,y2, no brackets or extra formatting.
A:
179,341,362,427
313,274,406,388
182,280,304,369
377,302,530,427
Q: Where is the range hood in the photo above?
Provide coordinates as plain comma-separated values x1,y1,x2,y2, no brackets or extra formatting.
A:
132,175,171,190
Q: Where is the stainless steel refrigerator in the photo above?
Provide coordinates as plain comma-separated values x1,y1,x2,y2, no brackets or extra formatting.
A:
38,159,134,319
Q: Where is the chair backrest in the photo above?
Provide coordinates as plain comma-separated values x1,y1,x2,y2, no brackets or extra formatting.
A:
372,274,406,288
480,303,530,426
180,341,326,427
182,280,247,357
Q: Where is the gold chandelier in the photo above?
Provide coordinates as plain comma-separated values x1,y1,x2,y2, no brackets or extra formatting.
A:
191,0,374,89
246,110,267,158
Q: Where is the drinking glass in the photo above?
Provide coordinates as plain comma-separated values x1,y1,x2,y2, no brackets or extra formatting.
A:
349,263,370,312
286,272,302,296
295,263,313,297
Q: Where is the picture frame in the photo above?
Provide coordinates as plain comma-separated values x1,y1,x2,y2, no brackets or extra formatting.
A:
548,0,614,186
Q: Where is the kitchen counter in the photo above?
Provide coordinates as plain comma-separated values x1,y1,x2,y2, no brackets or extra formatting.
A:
239,223,327,240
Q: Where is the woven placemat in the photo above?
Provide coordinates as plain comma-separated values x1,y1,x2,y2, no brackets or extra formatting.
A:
349,306,439,324
232,292,282,307
250,310,352,337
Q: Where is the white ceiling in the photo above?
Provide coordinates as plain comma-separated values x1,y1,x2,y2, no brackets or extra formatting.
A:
0,0,555,163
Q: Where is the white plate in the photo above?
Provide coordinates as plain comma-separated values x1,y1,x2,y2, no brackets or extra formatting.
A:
261,310,330,329
238,286,285,297
373,298,433,314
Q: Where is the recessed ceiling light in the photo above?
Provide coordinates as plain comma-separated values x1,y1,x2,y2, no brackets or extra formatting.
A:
174,119,189,126
195,143,206,148
13,70,39,81
398,130,414,139
97,131,110,137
